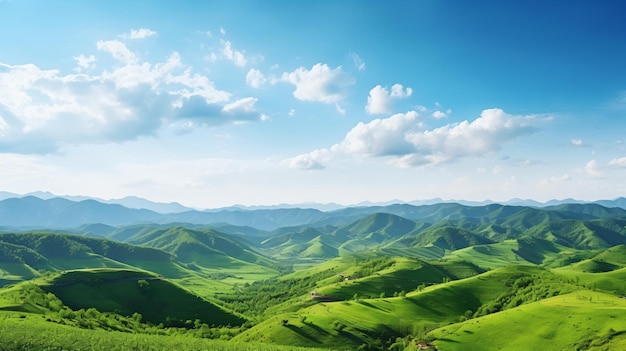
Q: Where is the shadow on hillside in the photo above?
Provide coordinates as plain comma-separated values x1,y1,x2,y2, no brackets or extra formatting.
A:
303,321,330,335
404,297,441,315
357,300,386,312
337,329,366,344
285,324,322,344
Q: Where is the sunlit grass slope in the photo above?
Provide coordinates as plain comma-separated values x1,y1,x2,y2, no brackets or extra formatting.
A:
429,290,626,351
234,265,549,348
0,311,328,351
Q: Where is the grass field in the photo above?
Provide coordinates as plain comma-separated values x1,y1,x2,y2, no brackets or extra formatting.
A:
429,290,626,351
0,311,329,351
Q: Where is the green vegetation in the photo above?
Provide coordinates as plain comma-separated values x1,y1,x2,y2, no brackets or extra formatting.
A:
41,269,245,327
429,290,626,351
3,202,626,350
0,312,327,351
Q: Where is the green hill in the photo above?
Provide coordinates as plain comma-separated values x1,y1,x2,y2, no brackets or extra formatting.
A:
0,311,325,351
42,269,245,327
233,265,564,349
0,232,176,282
429,290,626,351
126,226,274,267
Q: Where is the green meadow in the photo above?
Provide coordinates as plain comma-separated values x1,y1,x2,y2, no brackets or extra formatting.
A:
2,203,626,350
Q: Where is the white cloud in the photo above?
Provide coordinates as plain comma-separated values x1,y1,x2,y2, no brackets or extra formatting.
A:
96,40,137,64
73,54,96,71
608,157,626,168
0,36,263,153
220,40,247,66
223,97,257,113
584,159,603,177
206,52,218,63
541,174,571,184
365,83,412,115
288,108,296,117
350,52,366,71
339,111,420,156
285,148,331,170
335,104,346,115
120,28,157,40
432,110,447,119
220,27,226,35
571,138,583,146
281,63,353,104
390,84,412,98
246,68,266,88
288,108,548,169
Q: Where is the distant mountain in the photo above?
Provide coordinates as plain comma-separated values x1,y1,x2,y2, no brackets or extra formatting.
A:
101,196,193,213
124,226,274,267
0,196,162,228
2,195,626,233
0,191,193,213
225,202,346,212
594,197,626,209
0,191,20,201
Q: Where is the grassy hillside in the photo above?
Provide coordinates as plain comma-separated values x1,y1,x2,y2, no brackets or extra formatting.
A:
126,226,274,267
0,311,328,351
233,265,566,349
429,290,626,351
3,203,626,350
41,269,245,327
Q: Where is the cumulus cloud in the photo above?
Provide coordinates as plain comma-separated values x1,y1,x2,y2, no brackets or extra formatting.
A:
432,110,447,119
281,63,353,104
221,40,247,66
285,148,331,170
608,157,626,168
246,68,266,88
396,109,545,167
0,34,263,153
73,54,96,71
571,138,583,146
339,111,420,156
287,108,548,169
584,160,603,177
365,83,412,115
119,28,157,40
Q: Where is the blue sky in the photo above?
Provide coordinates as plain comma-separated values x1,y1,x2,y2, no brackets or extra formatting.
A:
0,0,625,208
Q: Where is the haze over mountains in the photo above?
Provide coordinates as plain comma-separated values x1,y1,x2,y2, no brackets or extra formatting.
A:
1,190,625,215
1,192,625,232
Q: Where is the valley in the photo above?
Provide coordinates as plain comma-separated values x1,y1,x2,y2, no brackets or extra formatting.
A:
2,199,626,350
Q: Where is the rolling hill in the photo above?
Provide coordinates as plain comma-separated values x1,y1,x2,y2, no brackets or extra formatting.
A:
41,269,245,327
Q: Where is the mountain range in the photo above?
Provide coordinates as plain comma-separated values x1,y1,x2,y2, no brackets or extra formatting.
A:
1,191,625,214
4,194,626,350
2,195,626,232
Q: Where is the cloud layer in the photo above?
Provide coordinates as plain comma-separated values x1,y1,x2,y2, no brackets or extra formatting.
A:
288,108,549,169
0,32,262,153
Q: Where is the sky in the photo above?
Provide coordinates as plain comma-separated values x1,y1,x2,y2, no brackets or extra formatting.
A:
0,0,625,208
